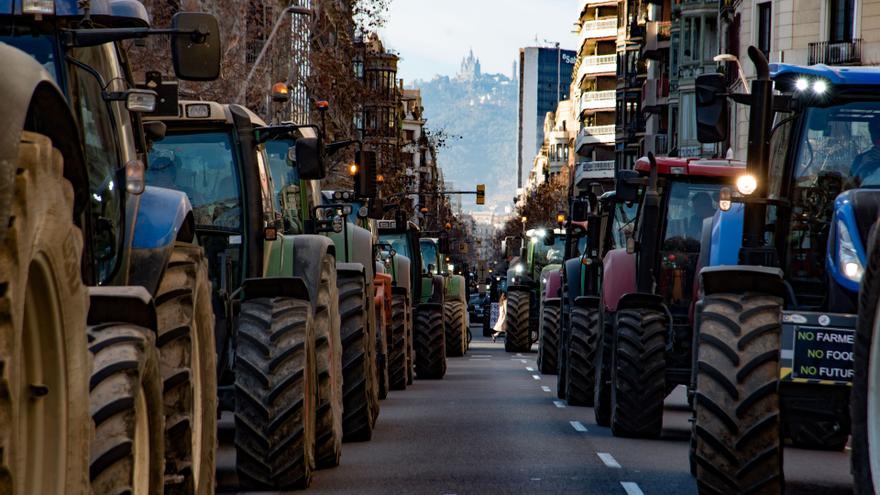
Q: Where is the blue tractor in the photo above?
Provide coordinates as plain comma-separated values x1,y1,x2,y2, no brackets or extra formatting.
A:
691,47,875,492
0,2,221,494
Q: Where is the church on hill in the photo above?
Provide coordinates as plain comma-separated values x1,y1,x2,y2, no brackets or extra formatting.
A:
457,48,481,81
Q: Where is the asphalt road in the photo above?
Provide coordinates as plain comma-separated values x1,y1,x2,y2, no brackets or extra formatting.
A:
219,327,855,494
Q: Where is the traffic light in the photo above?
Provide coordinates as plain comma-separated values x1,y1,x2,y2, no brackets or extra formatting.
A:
476,184,485,205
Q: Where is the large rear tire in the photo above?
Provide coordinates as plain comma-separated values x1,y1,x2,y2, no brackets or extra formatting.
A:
156,243,217,495
444,299,467,358
504,290,531,352
610,309,666,438
566,306,599,406
314,255,343,469
593,315,612,427
0,132,91,495
89,324,165,495
693,293,783,495
376,301,389,400
855,234,880,494
406,307,414,385
389,293,408,391
537,299,560,374
338,271,377,442
414,305,446,379
234,297,316,490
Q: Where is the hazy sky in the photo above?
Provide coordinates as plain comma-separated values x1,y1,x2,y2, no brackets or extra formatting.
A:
379,0,579,83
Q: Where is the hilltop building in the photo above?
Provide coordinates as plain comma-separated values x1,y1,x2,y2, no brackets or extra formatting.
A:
458,49,482,81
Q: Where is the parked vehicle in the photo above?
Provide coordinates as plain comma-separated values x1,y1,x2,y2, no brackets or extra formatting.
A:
691,47,871,493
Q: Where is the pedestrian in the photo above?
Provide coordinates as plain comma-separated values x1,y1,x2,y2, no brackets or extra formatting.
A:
492,293,507,343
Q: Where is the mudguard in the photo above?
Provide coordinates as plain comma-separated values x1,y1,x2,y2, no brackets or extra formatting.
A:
564,257,585,307
827,191,869,293
543,269,562,301
602,248,636,312
700,265,786,299
240,277,310,302
336,262,365,280
87,286,157,331
422,274,445,304
617,292,666,314
446,274,466,303
392,254,412,292
375,272,393,327
574,295,600,311
264,233,335,310
0,44,88,236
128,186,196,296
328,223,374,282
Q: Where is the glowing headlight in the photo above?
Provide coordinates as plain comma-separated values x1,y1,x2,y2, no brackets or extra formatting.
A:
514,264,524,274
536,229,546,238
736,174,757,196
448,264,455,273
795,78,809,91
813,80,828,95
838,220,864,282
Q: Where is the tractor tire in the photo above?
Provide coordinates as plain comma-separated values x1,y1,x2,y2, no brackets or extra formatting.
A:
388,293,408,391
366,291,381,425
693,292,783,495
376,305,389,400
338,271,377,442
0,132,90,495
593,323,612,427
414,305,446,379
504,290,531,352
314,255,343,469
610,309,666,438
855,235,880,495
566,306,599,406
444,299,467,357
156,243,217,495
406,308,414,385
537,299,560,375
234,297,316,490
89,324,165,495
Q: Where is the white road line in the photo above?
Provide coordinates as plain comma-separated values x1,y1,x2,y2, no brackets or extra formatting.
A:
598,452,621,468
541,386,552,392
470,354,492,358
516,353,523,357
532,374,541,380
526,366,535,372
570,420,588,432
520,359,528,363
620,482,644,495
553,400,566,408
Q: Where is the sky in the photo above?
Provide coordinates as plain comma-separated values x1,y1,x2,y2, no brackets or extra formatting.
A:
379,0,579,83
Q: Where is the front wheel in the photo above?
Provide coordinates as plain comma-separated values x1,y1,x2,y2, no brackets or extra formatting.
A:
444,300,467,357
414,305,446,379
854,236,880,494
692,292,783,495
314,255,343,469
338,270,377,442
504,291,531,352
537,299,560,374
566,306,599,406
388,292,408,391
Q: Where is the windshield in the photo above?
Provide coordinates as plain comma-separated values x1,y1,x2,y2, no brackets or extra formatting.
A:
148,131,242,231
794,102,880,188
0,33,60,80
533,236,566,266
265,139,298,211
611,202,638,250
420,239,439,274
380,233,411,259
663,181,723,251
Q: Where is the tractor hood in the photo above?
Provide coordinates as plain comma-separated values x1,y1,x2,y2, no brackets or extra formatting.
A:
1,0,150,26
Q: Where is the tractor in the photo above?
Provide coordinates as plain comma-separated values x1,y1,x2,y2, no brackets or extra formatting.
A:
422,235,469,359
690,47,875,492
854,221,880,495
588,155,743,437
0,4,221,494
146,101,344,490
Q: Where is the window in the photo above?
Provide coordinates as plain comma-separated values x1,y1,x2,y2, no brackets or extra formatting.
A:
758,2,772,56
829,0,854,42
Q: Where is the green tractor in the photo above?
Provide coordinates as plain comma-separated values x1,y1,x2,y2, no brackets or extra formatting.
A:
425,236,469,359
146,101,344,490
0,5,222,494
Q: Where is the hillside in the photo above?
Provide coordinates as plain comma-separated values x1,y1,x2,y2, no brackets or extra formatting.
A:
413,71,517,211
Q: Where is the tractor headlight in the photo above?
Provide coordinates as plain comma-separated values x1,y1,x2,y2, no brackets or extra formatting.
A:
795,78,809,91
736,174,758,196
332,216,344,234
838,220,864,282
514,264,524,274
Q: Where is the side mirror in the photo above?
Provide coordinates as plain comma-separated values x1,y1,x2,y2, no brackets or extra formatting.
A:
571,198,589,222
295,135,325,180
695,73,729,144
615,169,640,203
171,12,221,81
438,233,451,254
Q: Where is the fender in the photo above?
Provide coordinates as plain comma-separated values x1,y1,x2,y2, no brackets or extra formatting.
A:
543,270,562,301
327,223,374,282
563,257,585,307
336,262,365,281
0,44,89,237
617,292,666,314
573,295,600,311
827,190,872,294
446,274,466,302
422,274,445,305
602,248,636,313
392,254,412,292
240,276,310,302
507,284,532,294
87,286,157,331
128,186,195,296
375,272,393,327
264,233,335,310
700,265,786,299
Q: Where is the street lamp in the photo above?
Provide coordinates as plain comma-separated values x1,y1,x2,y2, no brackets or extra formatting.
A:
713,54,750,94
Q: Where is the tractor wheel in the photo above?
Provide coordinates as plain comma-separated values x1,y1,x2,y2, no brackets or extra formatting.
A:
89,324,165,495
693,292,783,495
0,132,90,495
414,305,446,379
855,237,880,495
234,297,316,490
537,299,560,375
156,243,217,495
314,255,343,469
566,306,599,406
406,308,414,385
376,304,389,400
610,309,666,437
338,271,377,442
504,291,531,352
388,293,408,391
444,299,467,357
366,292,380,425
593,323,612,427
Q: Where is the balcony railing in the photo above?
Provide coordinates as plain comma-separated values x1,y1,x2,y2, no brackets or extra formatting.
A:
584,54,617,67
808,39,862,65
580,90,616,111
583,18,618,34
581,160,615,171
581,125,616,136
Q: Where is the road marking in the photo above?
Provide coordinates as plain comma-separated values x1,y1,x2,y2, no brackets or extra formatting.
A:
520,359,528,363
526,366,535,371
470,354,492,358
553,400,566,408
532,374,541,380
516,353,523,357
541,386,552,392
620,482,644,495
570,420,588,432
598,452,621,468
530,477,542,481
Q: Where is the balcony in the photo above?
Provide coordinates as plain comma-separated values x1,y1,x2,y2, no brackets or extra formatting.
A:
580,90,616,111
581,54,617,75
575,125,616,153
581,18,617,39
809,39,862,65
576,160,616,183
